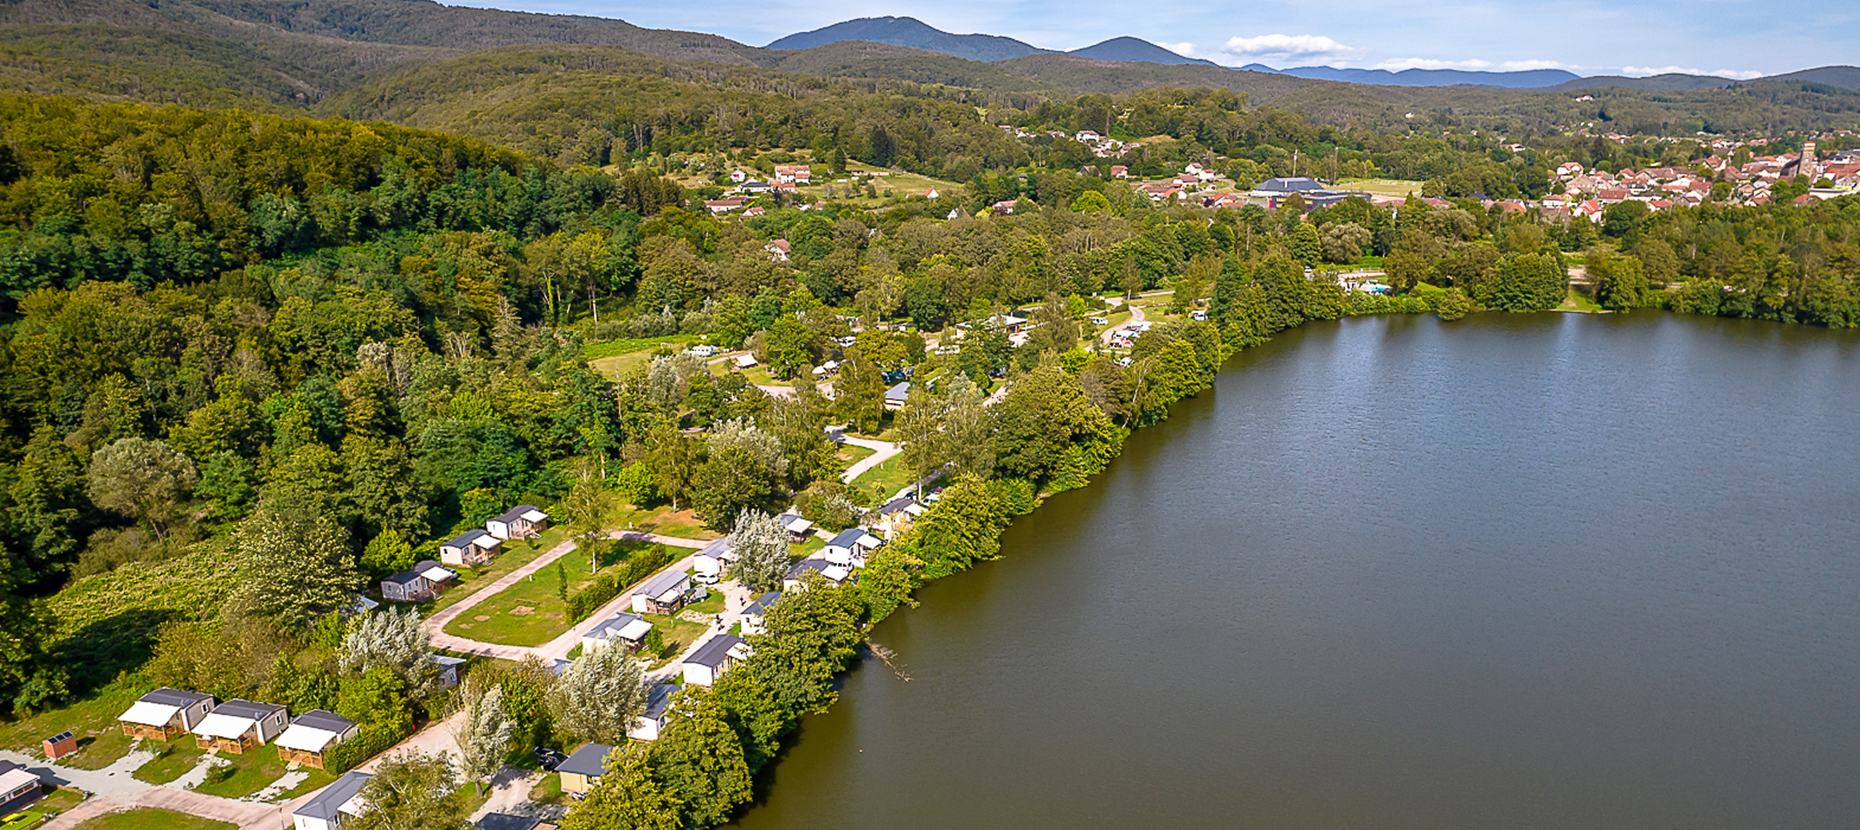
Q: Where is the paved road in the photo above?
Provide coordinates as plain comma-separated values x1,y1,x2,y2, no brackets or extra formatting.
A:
1099,301,1149,345
839,435,901,484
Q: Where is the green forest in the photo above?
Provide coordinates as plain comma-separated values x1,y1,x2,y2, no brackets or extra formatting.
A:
0,0,1856,824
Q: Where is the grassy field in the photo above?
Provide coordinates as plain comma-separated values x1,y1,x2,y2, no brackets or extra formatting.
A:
72,808,233,830
130,739,207,785
10,786,84,830
849,456,930,503
836,444,875,467
792,537,825,558
528,772,566,806
608,505,717,541
1337,178,1426,198
419,529,569,616
585,334,706,380
194,749,335,800
443,540,662,647
1558,288,1605,313
0,684,144,763
642,589,726,668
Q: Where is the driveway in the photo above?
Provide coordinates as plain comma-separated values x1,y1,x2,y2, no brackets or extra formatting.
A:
839,435,901,484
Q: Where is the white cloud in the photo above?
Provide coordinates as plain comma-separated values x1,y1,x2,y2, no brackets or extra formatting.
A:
1156,41,1201,59
1211,34,1364,66
1621,65,1764,79
1500,59,1583,71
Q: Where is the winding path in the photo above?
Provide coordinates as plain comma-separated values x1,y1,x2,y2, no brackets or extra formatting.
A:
839,435,901,484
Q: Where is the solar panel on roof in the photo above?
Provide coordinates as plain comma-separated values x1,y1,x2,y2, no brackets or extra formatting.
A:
47,731,73,743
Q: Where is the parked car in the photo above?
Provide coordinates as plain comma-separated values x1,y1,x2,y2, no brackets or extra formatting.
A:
1089,316,1109,326
694,571,719,585
535,747,568,771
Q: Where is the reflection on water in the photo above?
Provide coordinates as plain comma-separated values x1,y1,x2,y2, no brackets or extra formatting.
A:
732,312,1860,830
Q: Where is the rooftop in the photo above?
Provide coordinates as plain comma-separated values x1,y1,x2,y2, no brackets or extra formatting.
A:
686,634,748,669
140,688,212,708
296,771,373,821
557,743,618,778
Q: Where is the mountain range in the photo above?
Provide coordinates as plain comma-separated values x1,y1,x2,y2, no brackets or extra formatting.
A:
767,17,1217,66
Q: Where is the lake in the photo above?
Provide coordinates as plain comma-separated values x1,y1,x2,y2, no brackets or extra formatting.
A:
732,312,1860,830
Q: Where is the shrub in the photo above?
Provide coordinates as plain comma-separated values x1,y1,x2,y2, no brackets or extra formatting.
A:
565,545,675,620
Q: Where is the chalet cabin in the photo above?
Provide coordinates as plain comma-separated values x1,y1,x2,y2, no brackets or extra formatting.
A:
776,513,815,544
626,684,679,742
292,770,373,830
682,634,751,687
784,559,851,592
118,688,215,740
558,743,620,796
486,505,548,541
732,353,758,369
193,699,288,754
884,382,911,411
0,760,41,817
380,560,456,602
581,612,653,655
630,571,692,616
739,592,781,637
692,538,735,580
439,529,501,567
875,496,926,534
435,655,468,690
823,528,881,568
275,710,359,770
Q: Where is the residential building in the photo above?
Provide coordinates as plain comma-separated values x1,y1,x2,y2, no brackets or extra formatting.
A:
380,560,457,603
292,770,373,830
776,513,815,543
486,505,548,541
693,537,736,579
774,164,812,184
739,592,781,636
823,528,881,568
704,198,746,215
118,688,215,740
784,558,851,591
581,612,654,654
630,570,692,616
275,710,359,770
682,634,751,687
558,743,620,795
0,761,41,817
439,529,500,567
626,684,679,742
193,699,288,754
884,382,911,411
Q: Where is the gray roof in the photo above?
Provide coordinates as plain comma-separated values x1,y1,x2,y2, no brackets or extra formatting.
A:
0,760,20,776
786,559,829,579
776,512,805,526
633,569,689,599
743,591,781,618
557,743,618,778
686,634,746,669
642,684,678,719
884,382,911,401
828,528,873,548
695,537,734,560
141,688,212,708
1257,176,1324,193
382,569,423,587
291,710,356,733
492,504,541,524
477,815,541,830
296,771,373,821
446,528,492,548
210,699,285,720
878,495,919,515
585,612,645,641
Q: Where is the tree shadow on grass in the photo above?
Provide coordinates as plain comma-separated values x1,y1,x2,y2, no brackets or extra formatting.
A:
52,607,176,695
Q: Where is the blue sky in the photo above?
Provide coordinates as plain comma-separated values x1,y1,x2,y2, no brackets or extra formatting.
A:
447,0,1857,78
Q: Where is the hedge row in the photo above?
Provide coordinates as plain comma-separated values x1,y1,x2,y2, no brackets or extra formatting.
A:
324,722,412,774
566,544,676,620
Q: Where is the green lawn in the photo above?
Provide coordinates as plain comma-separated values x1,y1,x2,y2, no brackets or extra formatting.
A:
1337,178,1425,198
130,738,206,785
72,808,232,830
193,749,334,800
1559,288,1605,313
0,684,143,765
528,772,566,806
792,537,825,558
418,529,570,616
444,540,673,647
849,456,933,503
836,444,875,467
608,505,718,541
7,786,83,830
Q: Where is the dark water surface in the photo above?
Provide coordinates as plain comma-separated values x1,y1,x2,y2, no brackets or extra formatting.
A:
733,312,1860,830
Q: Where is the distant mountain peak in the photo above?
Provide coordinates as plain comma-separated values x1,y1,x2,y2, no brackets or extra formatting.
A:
1068,37,1216,67
765,17,1047,63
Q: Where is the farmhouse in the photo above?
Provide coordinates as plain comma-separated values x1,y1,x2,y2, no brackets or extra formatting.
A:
439,529,500,567
274,710,359,770
193,699,288,754
118,688,215,740
682,634,751,687
486,505,548,540
292,770,373,830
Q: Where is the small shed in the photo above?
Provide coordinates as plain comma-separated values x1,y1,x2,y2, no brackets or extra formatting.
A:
558,743,620,796
275,710,359,770
42,731,77,761
118,688,215,740
193,699,288,754
682,634,751,688
292,770,373,830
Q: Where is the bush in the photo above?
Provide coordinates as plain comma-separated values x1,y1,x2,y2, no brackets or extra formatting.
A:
565,545,675,620
203,762,234,785
323,723,411,774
